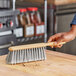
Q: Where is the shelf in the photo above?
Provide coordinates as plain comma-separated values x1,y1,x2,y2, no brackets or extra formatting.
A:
16,0,54,4
16,0,76,5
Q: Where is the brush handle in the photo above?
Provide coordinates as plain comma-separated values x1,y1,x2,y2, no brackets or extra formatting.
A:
9,42,66,51
45,42,66,46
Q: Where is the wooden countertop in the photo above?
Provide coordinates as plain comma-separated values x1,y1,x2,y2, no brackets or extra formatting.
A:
0,50,76,76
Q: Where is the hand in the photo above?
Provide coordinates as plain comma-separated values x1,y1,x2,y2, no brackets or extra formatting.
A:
48,31,75,48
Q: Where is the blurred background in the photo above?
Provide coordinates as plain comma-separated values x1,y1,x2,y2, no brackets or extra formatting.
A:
0,0,76,55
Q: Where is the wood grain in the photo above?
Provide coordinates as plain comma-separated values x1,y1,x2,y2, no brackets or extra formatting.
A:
0,50,76,76
0,64,32,76
9,42,66,51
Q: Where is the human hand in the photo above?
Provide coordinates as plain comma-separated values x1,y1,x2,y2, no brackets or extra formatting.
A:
48,31,75,48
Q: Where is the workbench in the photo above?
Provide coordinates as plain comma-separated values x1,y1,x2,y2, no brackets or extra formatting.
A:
0,50,76,76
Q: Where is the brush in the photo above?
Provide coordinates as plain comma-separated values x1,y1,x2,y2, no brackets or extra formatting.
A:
6,42,66,64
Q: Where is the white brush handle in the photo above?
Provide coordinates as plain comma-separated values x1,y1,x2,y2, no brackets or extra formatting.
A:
9,42,66,51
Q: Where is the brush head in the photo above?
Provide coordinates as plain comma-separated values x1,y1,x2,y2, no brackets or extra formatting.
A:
6,47,46,64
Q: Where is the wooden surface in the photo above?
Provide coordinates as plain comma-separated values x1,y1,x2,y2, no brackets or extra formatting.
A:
0,50,76,76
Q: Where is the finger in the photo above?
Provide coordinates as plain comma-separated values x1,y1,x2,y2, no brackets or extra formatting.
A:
48,35,57,42
48,33,63,42
49,42,57,48
48,36,54,42
50,45,54,48
54,44,63,48
56,37,64,44
57,44,63,48
54,42,62,48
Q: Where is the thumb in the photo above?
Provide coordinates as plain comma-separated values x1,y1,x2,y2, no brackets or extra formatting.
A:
54,38,64,48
